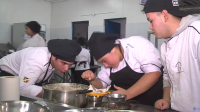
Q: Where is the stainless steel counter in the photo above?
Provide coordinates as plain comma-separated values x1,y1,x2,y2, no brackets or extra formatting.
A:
20,95,78,112
86,97,177,112
20,95,177,112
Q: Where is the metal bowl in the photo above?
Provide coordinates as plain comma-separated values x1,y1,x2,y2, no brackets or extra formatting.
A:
88,96,103,102
106,94,127,102
0,101,51,112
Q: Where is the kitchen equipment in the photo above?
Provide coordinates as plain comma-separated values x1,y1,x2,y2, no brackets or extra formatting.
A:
0,76,20,101
88,96,103,102
88,84,111,93
87,91,111,102
91,85,97,91
0,101,51,112
60,107,107,112
42,83,92,108
95,102,131,110
106,94,127,102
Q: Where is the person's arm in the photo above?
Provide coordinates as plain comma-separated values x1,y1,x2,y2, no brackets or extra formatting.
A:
89,77,104,89
36,90,44,98
126,71,161,100
82,66,111,89
82,70,103,89
160,41,171,102
163,87,171,103
154,65,171,110
19,53,45,97
113,71,161,100
114,37,163,100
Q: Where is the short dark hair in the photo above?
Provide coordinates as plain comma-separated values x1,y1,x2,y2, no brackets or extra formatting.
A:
76,37,87,47
26,21,41,33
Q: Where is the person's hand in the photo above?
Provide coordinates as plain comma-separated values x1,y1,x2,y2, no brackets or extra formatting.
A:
154,99,170,110
36,90,44,98
81,70,95,81
112,85,130,100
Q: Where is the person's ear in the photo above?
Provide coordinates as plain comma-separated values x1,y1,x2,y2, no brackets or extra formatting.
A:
162,10,169,23
51,55,56,61
110,47,116,53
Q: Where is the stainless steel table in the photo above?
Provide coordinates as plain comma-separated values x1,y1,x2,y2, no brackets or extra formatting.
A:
86,97,177,112
20,95,177,112
20,95,77,112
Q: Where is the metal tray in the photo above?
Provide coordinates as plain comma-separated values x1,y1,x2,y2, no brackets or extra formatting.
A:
0,101,51,112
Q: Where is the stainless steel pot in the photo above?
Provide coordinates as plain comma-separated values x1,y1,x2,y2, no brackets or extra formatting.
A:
42,83,92,108
0,101,51,112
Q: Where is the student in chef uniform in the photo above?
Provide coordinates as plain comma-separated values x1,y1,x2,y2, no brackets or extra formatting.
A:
17,21,46,51
82,32,163,106
73,37,91,85
143,0,200,111
0,39,81,98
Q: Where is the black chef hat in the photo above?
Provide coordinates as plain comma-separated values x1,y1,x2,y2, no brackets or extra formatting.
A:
88,32,118,60
143,0,188,18
48,39,81,62
25,21,41,33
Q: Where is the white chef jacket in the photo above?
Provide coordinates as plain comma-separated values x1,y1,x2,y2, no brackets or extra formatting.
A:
24,34,30,40
17,33,46,51
0,47,54,97
75,48,90,70
161,15,200,112
97,36,162,88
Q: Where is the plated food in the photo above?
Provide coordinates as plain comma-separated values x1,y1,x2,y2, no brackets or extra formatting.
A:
43,83,88,92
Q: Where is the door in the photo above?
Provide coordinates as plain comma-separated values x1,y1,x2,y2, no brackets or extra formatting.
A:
105,20,121,38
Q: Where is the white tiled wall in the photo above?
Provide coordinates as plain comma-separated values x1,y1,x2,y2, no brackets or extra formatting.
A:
51,28,72,40
0,23,11,42
50,0,166,52
50,0,148,40
88,26,105,39
125,22,149,39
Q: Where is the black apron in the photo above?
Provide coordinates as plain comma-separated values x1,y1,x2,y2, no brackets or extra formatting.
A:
78,61,87,68
109,45,163,106
0,57,53,86
35,60,53,86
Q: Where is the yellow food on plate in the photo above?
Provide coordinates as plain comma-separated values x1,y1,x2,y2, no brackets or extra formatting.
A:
87,91,111,97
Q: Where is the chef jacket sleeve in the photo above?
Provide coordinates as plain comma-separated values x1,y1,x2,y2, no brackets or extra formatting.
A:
163,63,171,88
135,37,162,73
197,35,200,64
22,40,36,49
97,66,111,88
160,43,171,88
19,56,44,96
